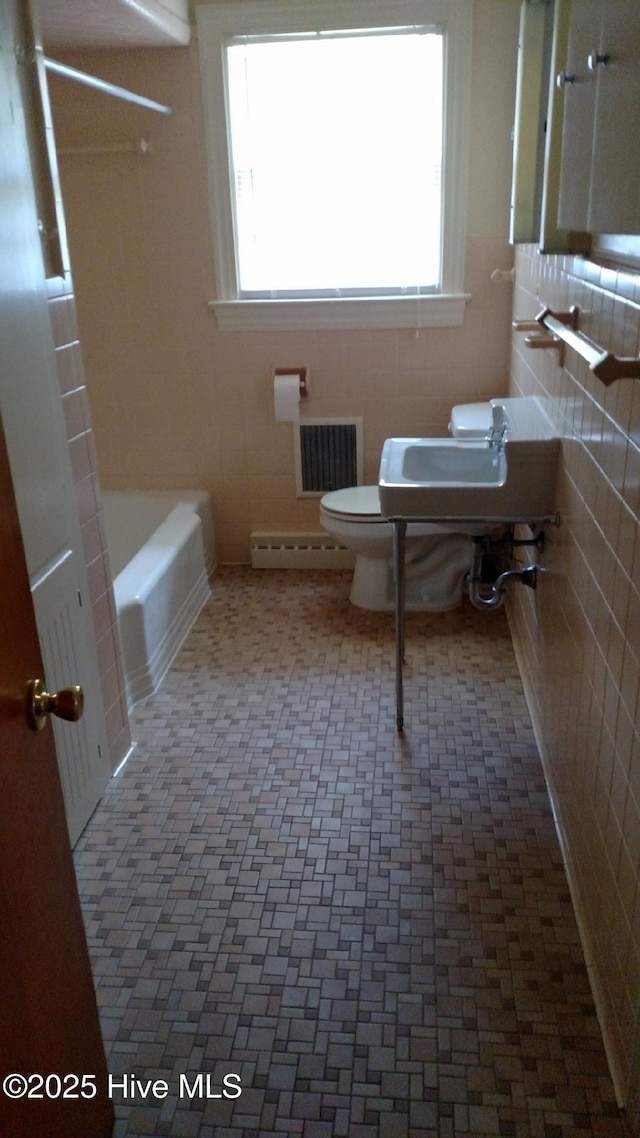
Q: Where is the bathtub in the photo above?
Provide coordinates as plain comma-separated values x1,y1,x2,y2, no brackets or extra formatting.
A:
102,491,216,709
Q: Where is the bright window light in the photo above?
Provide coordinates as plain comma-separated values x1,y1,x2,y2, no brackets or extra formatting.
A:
226,30,443,297
196,1,472,330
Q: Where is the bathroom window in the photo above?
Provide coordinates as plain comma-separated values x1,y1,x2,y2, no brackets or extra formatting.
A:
197,0,472,331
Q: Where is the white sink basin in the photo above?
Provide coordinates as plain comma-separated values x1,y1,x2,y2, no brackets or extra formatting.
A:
378,398,560,522
400,440,505,484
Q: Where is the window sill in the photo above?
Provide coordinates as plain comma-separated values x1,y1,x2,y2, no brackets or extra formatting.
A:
209,293,471,333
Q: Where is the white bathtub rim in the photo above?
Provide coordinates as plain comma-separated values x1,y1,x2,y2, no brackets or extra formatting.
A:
104,490,215,711
103,489,216,577
112,507,202,609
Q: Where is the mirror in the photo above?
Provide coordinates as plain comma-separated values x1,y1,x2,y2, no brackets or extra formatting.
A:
510,0,589,254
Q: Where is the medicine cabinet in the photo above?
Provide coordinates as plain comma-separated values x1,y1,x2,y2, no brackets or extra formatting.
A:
510,0,589,252
510,0,640,262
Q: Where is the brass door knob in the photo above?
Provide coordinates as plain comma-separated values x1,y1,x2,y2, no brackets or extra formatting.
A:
27,679,84,732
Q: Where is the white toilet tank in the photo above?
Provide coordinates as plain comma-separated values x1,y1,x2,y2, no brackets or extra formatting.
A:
449,401,492,438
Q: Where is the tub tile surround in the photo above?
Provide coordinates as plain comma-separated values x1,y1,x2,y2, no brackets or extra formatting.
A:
75,568,625,1138
47,274,131,771
508,245,640,1132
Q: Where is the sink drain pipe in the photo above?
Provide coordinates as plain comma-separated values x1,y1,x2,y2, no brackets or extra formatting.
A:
467,536,537,611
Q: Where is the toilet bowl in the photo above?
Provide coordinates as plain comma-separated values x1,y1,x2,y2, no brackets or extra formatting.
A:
319,401,495,612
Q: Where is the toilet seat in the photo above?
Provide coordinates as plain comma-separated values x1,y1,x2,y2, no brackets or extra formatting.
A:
320,484,474,539
320,485,385,522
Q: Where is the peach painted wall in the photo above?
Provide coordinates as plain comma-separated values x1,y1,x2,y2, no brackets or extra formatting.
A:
508,246,640,1130
46,0,521,563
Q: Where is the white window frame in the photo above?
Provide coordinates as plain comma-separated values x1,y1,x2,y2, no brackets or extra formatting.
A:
196,0,472,332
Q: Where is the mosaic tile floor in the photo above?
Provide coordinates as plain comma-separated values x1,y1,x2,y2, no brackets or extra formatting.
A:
75,568,626,1138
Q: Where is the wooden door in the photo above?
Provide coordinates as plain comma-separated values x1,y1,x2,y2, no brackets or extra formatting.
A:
0,411,113,1137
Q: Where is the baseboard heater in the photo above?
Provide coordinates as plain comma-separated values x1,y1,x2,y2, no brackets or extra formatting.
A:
250,531,355,569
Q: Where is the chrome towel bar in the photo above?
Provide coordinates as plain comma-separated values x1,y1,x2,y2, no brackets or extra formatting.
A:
522,305,640,385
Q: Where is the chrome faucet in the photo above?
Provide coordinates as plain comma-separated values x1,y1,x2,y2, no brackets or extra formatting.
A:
487,403,507,467
487,403,507,448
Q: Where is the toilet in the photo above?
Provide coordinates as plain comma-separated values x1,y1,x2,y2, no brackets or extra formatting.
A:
319,401,494,612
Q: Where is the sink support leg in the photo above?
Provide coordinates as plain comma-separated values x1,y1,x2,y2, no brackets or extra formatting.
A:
392,519,406,731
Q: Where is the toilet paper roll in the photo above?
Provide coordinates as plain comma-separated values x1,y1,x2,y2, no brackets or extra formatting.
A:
274,374,301,421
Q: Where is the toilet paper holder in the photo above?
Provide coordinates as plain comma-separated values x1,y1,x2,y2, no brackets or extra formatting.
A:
274,366,309,398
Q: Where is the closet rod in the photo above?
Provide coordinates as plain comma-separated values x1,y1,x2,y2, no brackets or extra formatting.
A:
44,57,172,116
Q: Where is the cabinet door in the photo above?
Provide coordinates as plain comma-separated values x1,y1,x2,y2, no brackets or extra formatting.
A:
558,0,640,234
588,0,640,233
557,0,600,230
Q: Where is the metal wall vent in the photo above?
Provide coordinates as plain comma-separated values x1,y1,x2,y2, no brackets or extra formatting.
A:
294,418,363,497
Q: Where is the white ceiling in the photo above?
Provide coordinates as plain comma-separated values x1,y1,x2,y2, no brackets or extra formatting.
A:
38,0,191,50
